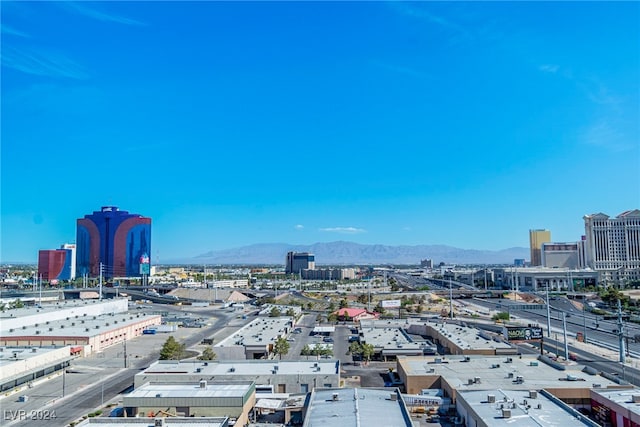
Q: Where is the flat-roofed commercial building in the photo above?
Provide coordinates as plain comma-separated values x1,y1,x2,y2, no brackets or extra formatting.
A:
492,267,598,292
0,311,160,354
124,381,254,425
591,388,640,427
302,387,413,427
215,317,293,359
542,242,586,269
0,299,128,332
135,359,340,394
359,319,514,359
75,417,229,427
0,346,74,392
397,355,627,406
456,389,599,427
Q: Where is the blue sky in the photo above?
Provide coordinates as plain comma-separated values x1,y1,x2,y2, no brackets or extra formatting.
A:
1,1,638,263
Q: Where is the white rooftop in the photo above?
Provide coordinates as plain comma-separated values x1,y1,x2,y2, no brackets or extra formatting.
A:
458,389,597,426
303,388,413,427
127,382,253,399
75,417,228,427
216,317,292,347
1,311,160,338
399,355,622,392
140,359,339,377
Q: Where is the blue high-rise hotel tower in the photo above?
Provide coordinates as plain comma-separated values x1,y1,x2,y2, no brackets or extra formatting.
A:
76,206,151,278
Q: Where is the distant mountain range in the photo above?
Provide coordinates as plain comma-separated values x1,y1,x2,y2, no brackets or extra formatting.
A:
184,241,529,266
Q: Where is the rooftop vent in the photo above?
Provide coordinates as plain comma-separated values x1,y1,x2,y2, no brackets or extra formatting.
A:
31,348,37,353
474,377,481,384
155,393,162,398
537,403,542,409
332,392,339,401
199,380,207,389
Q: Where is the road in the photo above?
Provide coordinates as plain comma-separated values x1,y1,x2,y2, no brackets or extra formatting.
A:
3,304,240,427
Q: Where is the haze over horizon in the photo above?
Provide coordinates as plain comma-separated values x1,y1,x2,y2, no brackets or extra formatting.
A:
2,2,638,263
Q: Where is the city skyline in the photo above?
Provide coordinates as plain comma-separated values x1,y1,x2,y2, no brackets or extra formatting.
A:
2,2,638,262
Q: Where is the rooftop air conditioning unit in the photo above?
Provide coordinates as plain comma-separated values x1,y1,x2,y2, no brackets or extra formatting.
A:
199,380,207,389
632,395,640,403
390,393,398,401
529,390,537,399
502,409,511,418
487,394,496,403
332,393,339,401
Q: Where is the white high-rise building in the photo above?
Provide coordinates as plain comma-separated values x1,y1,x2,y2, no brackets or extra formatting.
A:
583,210,640,283
61,243,77,280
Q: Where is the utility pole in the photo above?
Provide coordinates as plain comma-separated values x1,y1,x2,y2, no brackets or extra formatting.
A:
546,286,552,338
618,299,626,364
449,278,453,319
562,312,569,360
99,262,103,300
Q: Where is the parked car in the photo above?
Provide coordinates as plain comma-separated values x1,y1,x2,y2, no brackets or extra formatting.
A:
323,337,334,343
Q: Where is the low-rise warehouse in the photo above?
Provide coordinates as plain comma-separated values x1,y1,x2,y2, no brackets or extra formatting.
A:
135,359,340,394
302,387,413,427
0,346,75,392
215,317,294,359
397,354,629,407
456,389,599,427
124,380,254,425
0,311,161,354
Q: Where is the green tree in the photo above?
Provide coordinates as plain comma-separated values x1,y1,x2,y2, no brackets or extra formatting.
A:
269,307,282,317
348,341,362,357
301,344,312,359
306,302,315,310
159,336,186,360
327,302,336,312
415,304,424,314
357,294,368,305
492,312,510,322
198,346,217,361
374,303,386,315
311,344,324,360
339,299,349,309
328,313,338,323
273,337,290,360
361,343,375,364
286,308,296,317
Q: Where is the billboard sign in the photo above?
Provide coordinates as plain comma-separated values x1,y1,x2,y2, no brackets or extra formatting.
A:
505,326,543,341
139,253,150,275
381,299,401,308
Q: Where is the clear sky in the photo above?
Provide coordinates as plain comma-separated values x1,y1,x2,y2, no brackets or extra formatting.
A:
1,1,639,263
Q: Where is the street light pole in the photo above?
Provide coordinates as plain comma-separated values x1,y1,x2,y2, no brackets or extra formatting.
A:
546,286,552,338
562,312,569,360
